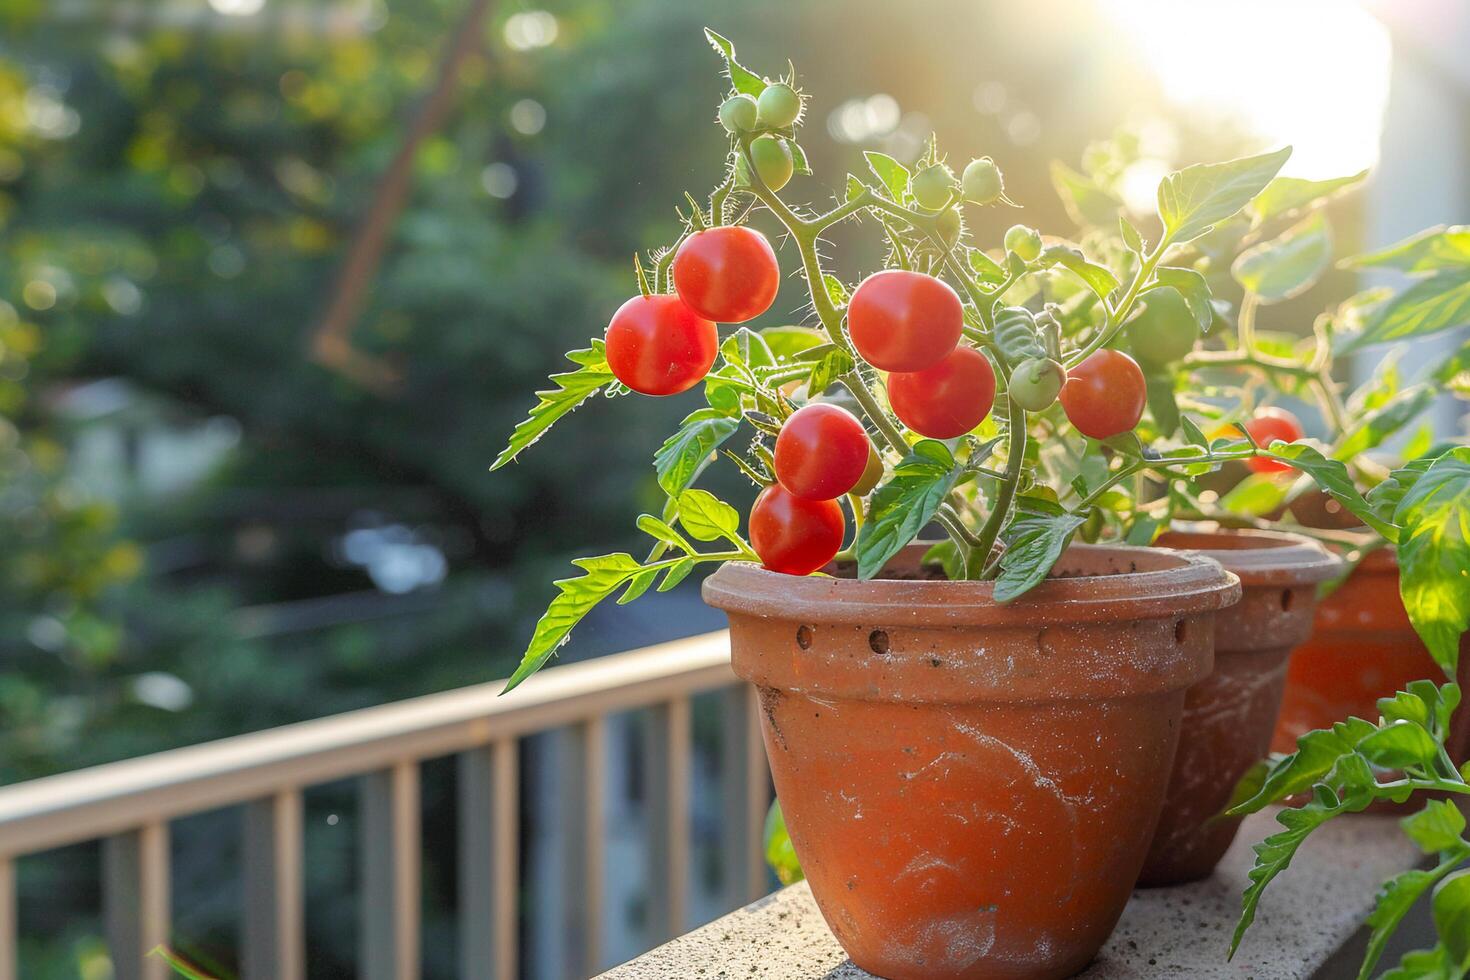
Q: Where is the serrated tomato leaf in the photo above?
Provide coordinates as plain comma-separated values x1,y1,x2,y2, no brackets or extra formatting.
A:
655,409,741,495
993,497,1085,603
856,441,958,580
1394,447,1470,674
492,342,612,470
1158,146,1292,244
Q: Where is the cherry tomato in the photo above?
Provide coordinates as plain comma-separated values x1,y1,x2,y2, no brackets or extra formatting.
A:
1004,224,1042,262
910,164,956,210
1008,357,1066,412
1241,407,1304,474
719,94,758,134
961,157,1003,205
1058,349,1146,440
756,83,803,128
848,270,963,372
735,135,794,192
672,226,780,324
750,483,845,576
1125,287,1198,368
774,403,871,500
887,345,996,439
604,294,717,396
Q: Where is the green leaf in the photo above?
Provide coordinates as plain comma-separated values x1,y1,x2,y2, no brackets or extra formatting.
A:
676,488,744,545
721,327,776,370
658,557,696,592
618,567,659,605
1152,267,1214,332
1394,447,1470,674
1119,216,1146,254
922,539,965,580
1261,443,1399,541
763,799,804,886
1248,170,1367,225
967,247,1007,284
822,273,851,309
994,497,1086,603
863,151,910,202
1231,212,1333,304
1042,245,1120,301
1180,414,1209,448
1344,268,1470,352
654,409,741,495
1333,385,1437,462
807,348,855,394
1344,225,1470,273
635,514,693,555
1158,146,1292,244
491,342,612,470
1231,790,1371,957
1359,866,1452,980
1367,457,1438,518
1403,800,1467,855
1145,371,1180,437
504,553,649,692
1380,944,1458,980
1434,870,1470,969
856,441,959,580
703,29,766,98
760,325,827,361
1230,717,1378,815
1357,720,1440,770
1050,160,1121,227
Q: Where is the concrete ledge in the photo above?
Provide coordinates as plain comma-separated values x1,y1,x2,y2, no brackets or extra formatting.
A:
601,809,1422,978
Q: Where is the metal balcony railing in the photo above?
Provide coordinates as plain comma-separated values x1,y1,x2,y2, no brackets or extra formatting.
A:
0,631,769,980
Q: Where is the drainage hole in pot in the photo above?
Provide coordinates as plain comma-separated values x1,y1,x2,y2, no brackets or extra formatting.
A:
1280,589,1294,612
796,625,813,650
868,630,890,655
1175,619,1188,644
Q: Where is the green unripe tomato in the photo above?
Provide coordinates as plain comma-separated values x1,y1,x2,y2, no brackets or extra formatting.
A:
719,94,758,134
1004,225,1042,262
1125,287,1198,367
756,83,802,128
961,157,1004,205
936,208,961,248
735,136,795,192
910,164,956,210
1008,357,1065,412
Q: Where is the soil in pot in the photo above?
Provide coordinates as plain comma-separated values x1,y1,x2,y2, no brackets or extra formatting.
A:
1137,530,1342,887
1272,547,1470,763
703,543,1240,980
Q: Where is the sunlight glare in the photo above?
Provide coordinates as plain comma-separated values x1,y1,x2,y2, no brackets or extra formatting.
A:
1099,0,1391,179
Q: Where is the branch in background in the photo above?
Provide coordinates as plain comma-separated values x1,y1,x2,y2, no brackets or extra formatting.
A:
309,0,498,393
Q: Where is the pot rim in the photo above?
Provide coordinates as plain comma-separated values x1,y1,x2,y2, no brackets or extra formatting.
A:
1153,528,1344,588
703,542,1240,628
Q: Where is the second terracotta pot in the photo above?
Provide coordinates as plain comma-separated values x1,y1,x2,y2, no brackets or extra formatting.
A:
704,543,1240,980
1137,530,1342,887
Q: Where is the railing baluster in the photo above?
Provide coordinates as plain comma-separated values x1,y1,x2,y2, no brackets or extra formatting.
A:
646,697,691,943
242,790,304,980
360,762,420,980
721,683,771,905
457,738,518,980
0,856,16,980
581,716,607,973
103,822,171,980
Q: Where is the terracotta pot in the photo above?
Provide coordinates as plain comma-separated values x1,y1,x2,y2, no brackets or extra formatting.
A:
703,544,1240,980
1137,530,1342,887
1272,547,1470,762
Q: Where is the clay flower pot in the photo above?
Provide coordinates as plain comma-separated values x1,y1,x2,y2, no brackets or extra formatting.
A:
1137,530,1342,887
703,543,1239,980
1272,547,1470,762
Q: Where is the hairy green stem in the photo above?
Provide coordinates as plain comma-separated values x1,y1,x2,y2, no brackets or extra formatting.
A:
975,397,1028,578
1066,237,1170,367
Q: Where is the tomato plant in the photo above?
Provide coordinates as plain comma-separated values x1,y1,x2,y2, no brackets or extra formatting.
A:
672,225,780,324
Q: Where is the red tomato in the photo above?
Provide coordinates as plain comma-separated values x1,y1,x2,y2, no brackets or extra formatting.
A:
774,403,871,501
848,270,963,372
887,345,996,439
604,294,717,396
1058,349,1146,440
671,226,780,324
1242,407,1304,474
749,484,845,576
